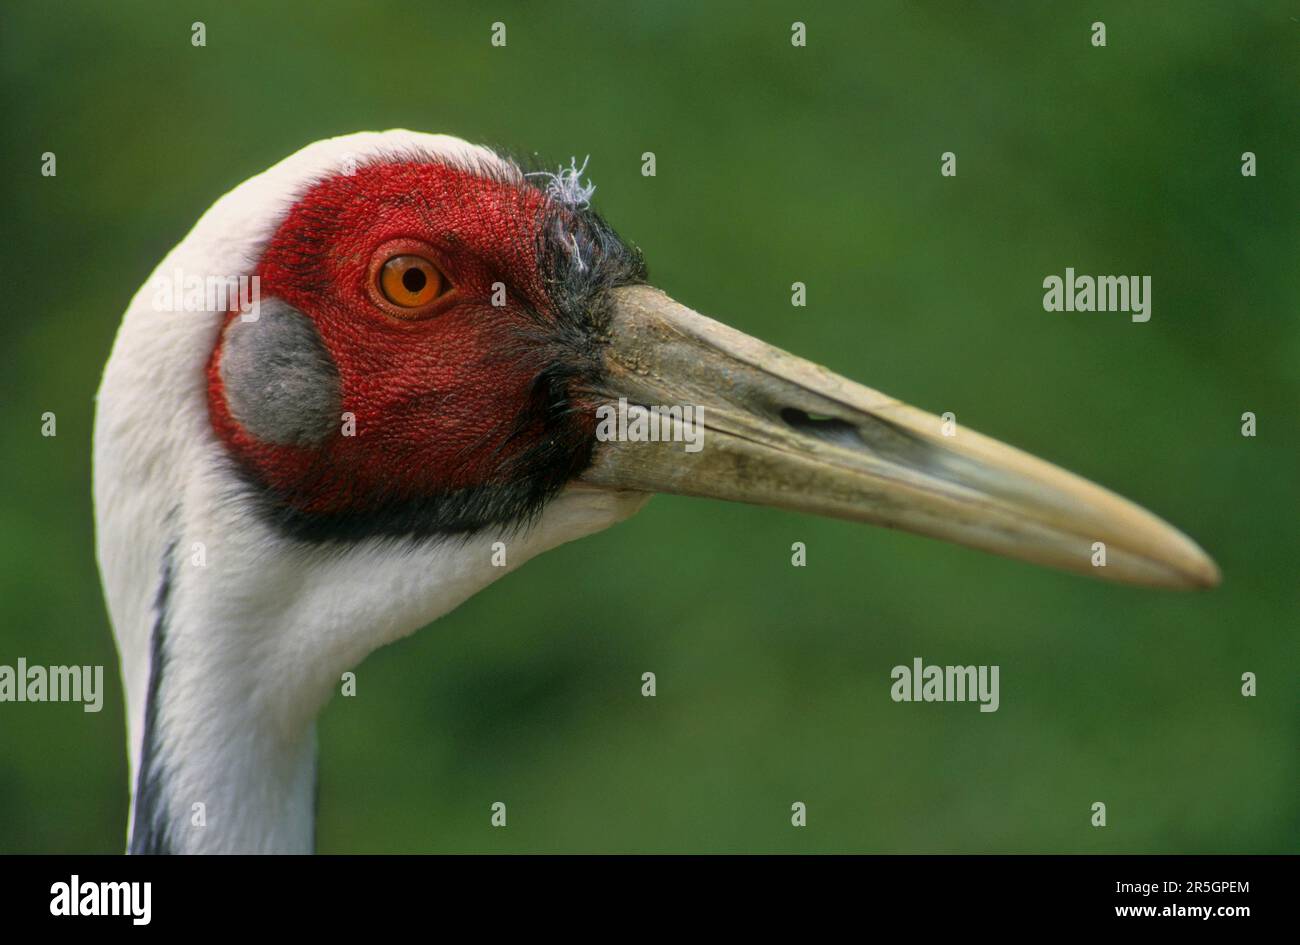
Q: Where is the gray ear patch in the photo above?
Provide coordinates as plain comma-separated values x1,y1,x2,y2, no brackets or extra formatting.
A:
219,299,341,447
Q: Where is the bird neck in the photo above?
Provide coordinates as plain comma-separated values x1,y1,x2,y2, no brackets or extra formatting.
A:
111,487,648,854
130,624,321,854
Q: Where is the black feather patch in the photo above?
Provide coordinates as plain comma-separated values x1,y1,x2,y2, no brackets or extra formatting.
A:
129,532,177,855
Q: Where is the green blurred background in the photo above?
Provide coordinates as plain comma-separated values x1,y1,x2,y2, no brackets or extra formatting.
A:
0,1,1296,853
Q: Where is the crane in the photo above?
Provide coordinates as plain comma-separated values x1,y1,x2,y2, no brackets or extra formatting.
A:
94,130,1218,853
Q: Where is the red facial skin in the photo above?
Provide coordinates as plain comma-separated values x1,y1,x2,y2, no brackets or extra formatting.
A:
207,160,595,517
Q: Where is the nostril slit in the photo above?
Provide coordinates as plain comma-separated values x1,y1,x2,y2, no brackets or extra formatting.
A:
780,407,864,447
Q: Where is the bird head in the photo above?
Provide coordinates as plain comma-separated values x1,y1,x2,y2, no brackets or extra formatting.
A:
94,131,1217,852
206,152,643,539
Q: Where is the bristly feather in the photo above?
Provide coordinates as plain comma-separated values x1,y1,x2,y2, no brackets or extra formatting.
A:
526,156,597,210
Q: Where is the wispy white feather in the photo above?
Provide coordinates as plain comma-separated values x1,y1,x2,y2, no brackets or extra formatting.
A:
527,155,596,208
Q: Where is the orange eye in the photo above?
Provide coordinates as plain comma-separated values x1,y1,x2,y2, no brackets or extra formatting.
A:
378,255,444,310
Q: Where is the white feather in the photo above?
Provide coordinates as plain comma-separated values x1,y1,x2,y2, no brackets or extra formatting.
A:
526,155,596,208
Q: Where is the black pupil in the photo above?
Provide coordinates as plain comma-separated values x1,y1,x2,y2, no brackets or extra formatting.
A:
401,266,427,294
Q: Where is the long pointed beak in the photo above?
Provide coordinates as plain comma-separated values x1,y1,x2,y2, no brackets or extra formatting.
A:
579,285,1219,589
